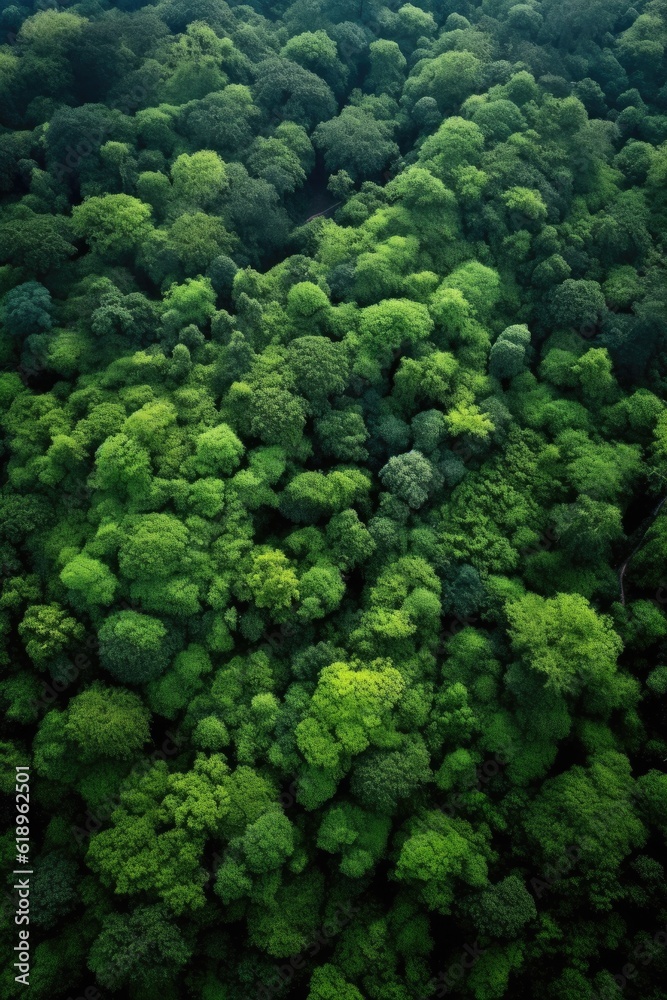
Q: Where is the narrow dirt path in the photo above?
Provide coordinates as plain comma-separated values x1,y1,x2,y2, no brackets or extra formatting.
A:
618,493,667,605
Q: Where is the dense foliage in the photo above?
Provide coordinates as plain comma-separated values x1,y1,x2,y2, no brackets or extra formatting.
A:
1,0,667,998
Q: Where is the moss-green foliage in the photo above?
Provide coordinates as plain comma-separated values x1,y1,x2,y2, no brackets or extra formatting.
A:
1,2,667,999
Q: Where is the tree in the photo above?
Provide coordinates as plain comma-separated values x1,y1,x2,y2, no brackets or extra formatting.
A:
617,10,666,69
90,287,161,345
30,853,78,930
60,554,118,606
353,234,421,304
277,120,315,170
507,2,543,35
489,324,530,379
118,513,189,580
137,170,172,219
65,682,150,761
636,769,667,836
253,57,337,129
296,658,405,773
411,409,445,453
366,40,407,97
220,162,290,264
99,140,136,193
282,30,347,93
443,572,487,630
403,51,483,112
192,422,244,476
14,10,85,108
316,407,369,461
532,253,571,288
167,213,236,275
506,592,623,695
549,278,606,330
418,116,485,182
298,563,345,621
18,9,85,56
286,283,331,332
246,549,300,615
314,106,399,181
239,808,296,874
86,753,235,914
438,262,501,322
98,610,176,684
393,351,458,410
466,874,537,939
317,800,392,876
136,107,178,155
573,347,617,406
523,751,646,909
471,99,526,142
550,496,624,565
287,335,348,407
350,737,431,813
614,140,654,184
147,644,212,719
170,150,227,209
163,276,216,327
181,85,260,157
379,451,437,509
358,298,433,371
1,281,53,337
557,430,641,503
88,905,192,991
19,603,84,670
280,469,370,523
71,194,152,260
325,509,375,571
502,186,548,226
394,2,437,47
208,254,239,299
91,433,153,502
162,25,228,103
394,809,491,914
247,136,307,194
0,213,76,272
233,382,307,451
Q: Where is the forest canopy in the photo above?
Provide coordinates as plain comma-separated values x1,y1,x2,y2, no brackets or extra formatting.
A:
0,0,667,999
